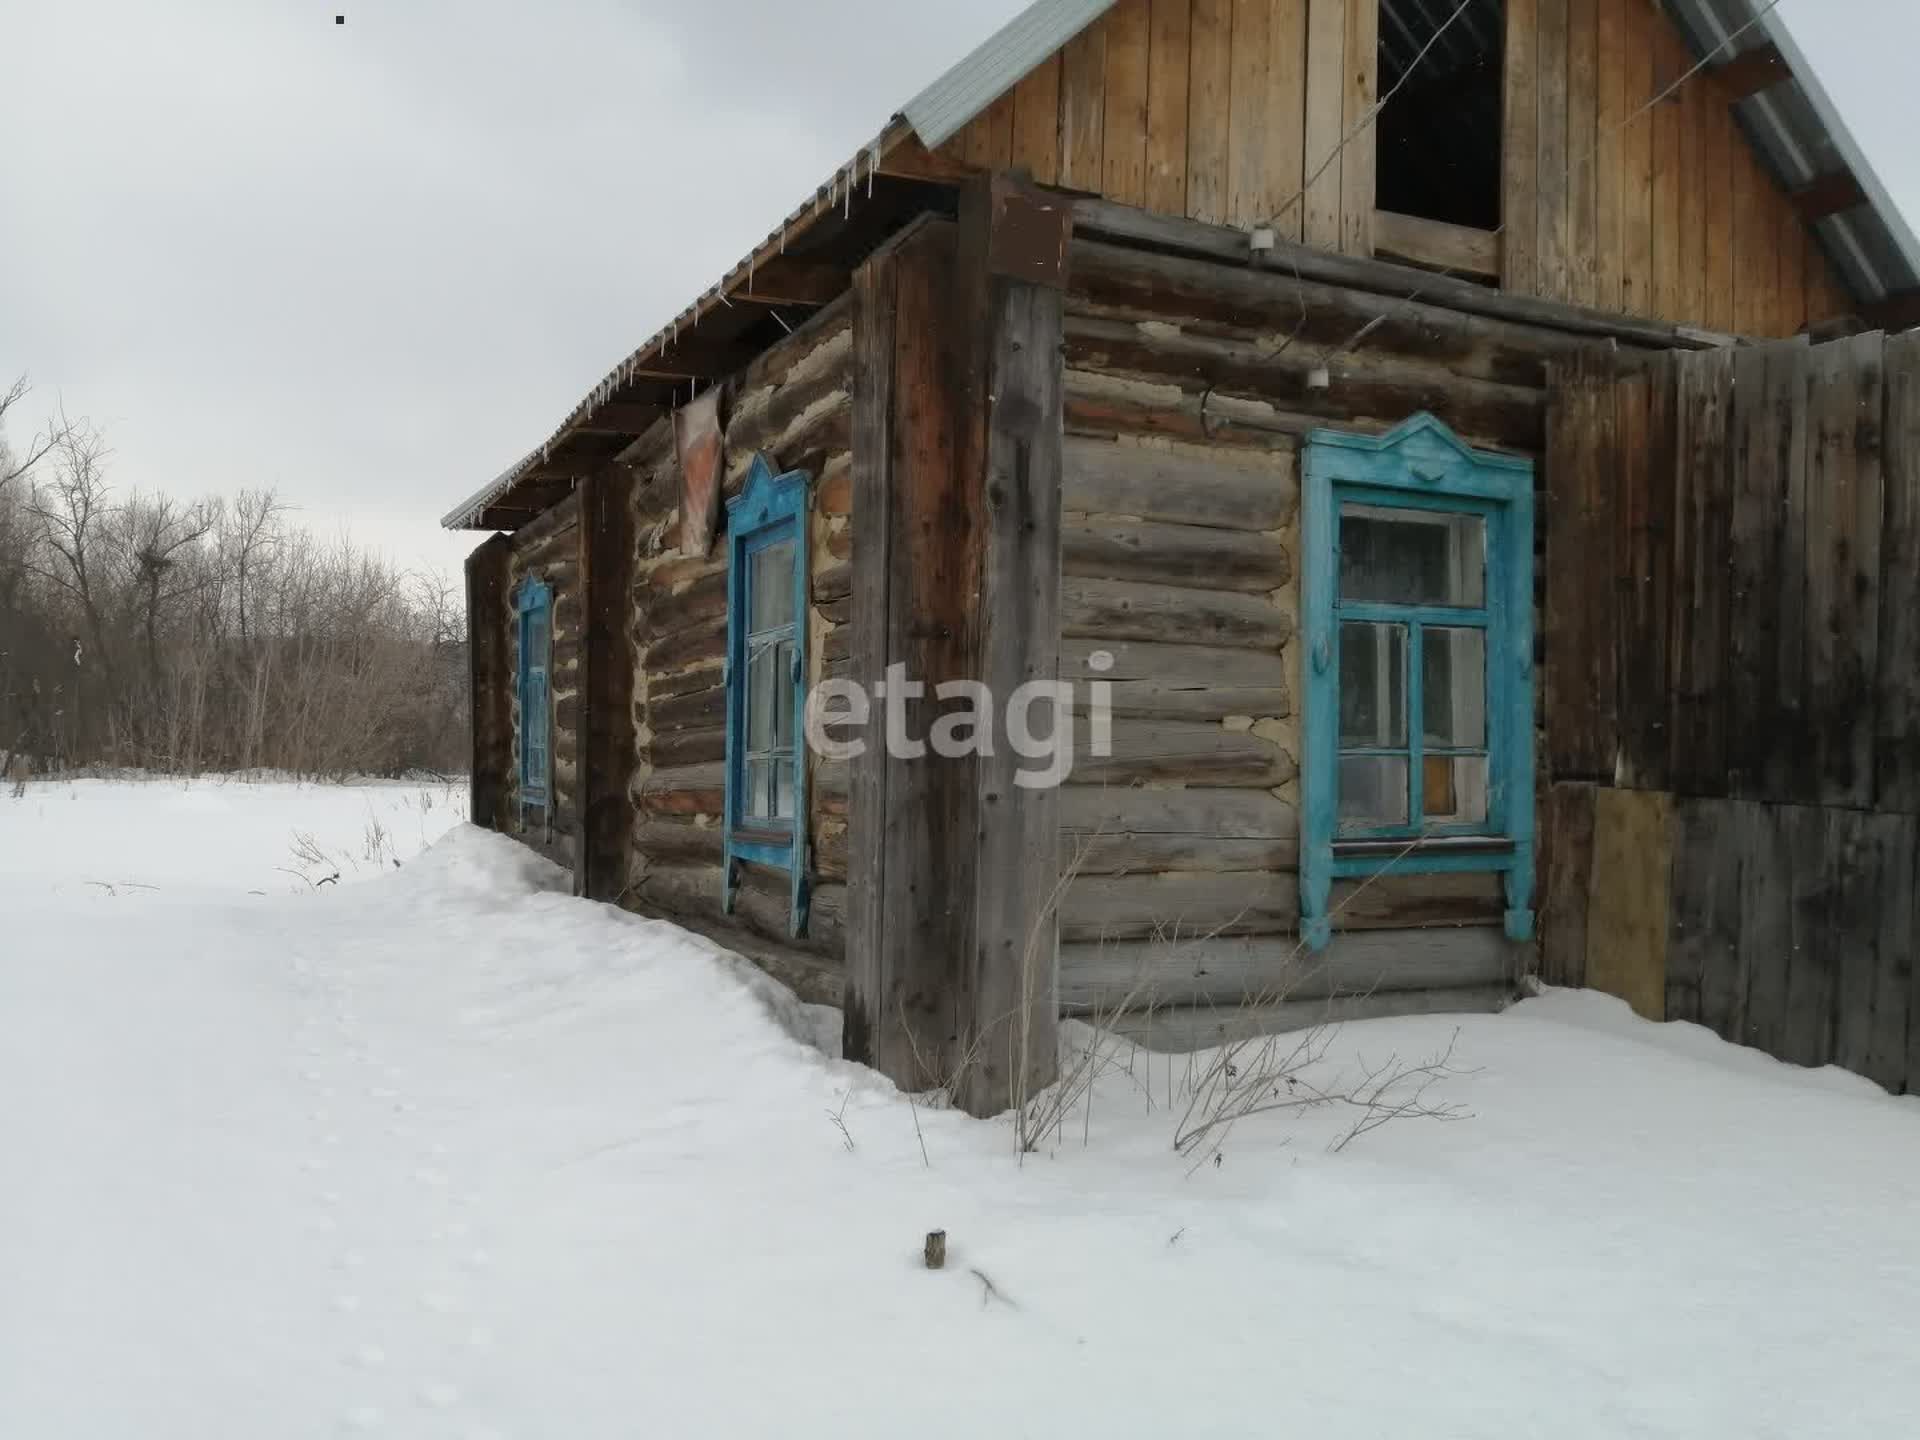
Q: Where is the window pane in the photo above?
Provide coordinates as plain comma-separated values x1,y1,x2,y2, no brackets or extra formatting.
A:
1424,754,1490,828
750,540,795,632
1339,755,1410,831
745,759,773,821
1422,627,1487,749
748,643,776,752
1340,622,1407,748
773,639,795,750
1340,504,1485,607
774,761,795,820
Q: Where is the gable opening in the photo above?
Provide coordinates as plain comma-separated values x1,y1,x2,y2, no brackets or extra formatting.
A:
1376,0,1504,235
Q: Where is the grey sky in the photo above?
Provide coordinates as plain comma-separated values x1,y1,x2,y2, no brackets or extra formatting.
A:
2,0,1911,580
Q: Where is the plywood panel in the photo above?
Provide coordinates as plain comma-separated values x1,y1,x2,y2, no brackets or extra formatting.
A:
1145,0,1193,215
1186,0,1234,224
1103,0,1152,207
1585,786,1672,1021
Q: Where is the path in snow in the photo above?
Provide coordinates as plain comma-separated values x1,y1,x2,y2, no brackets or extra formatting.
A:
4,778,1920,1439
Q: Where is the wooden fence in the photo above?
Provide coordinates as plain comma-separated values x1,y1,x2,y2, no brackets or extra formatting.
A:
1542,330,1920,1093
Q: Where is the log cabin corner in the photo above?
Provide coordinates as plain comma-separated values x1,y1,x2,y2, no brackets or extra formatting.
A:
446,0,1920,1115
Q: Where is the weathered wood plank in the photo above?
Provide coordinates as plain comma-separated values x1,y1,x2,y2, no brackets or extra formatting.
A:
1737,800,1795,1057
1666,348,1730,795
1264,0,1308,242
1534,0,1570,301
1184,0,1234,224
1329,871,1506,931
1804,332,1884,808
1060,20,1109,191
1225,0,1271,231
1061,869,1298,941
1502,0,1540,295
1061,785,1298,874
1700,97,1735,334
1337,0,1375,257
1300,0,1345,250
1782,803,1839,1070
1668,797,1742,1030
1618,359,1674,790
1144,0,1193,217
1874,816,1919,1094
1540,782,1596,990
639,762,724,817
1544,360,1616,779
1724,344,1785,798
1584,786,1671,1020
1878,330,1920,813
466,535,514,833
1062,576,1290,649
1064,435,1297,530
1564,0,1599,308
1103,0,1152,207
1101,983,1514,1051
1062,513,1290,592
632,818,724,867
1649,20,1683,324
1072,720,1296,788
1010,54,1063,186
1617,0,1653,317
1059,927,1515,1013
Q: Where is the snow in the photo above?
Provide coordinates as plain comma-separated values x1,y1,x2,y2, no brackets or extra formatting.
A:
5,778,1920,1438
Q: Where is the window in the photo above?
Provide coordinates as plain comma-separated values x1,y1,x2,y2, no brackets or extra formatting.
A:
1300,413,1534,951
722,453,811,935
515,577,553,824
1375,0,1503,234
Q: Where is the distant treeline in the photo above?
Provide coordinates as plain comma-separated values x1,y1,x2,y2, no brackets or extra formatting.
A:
0,378,468,780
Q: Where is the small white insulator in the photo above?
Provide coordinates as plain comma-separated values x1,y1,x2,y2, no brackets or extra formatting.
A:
1306,365,1332,391
1249,226,1277,253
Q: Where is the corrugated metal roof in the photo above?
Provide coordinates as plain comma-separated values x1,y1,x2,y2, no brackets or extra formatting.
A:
901,0,1117,149
1663,0,1920,307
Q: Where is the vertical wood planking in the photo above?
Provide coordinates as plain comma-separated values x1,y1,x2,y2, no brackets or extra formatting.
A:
1737,800,1796,1058
1614,362,1669,788
984,92,1017,171
1648,24,1683,324
1103,0,1152,207
465,535,514,834
579,467,639,903
1829,810,1891,1083
1724,344,1783,797
1667,349,1732,795
1804,331,1884,809
1502,0,1540,294
1010,55,1063,185
1677,64,1709,327
1592,0,1626,313
1735,143,1778,335
1145,0,1193,216
1541,783,1597,989
1775,207,1807,337
1585,786,1672,1021
1877,331,1920,812
1338,0,1376,256
1186,0,1234,224
1769,339,1814,801
1225,0,1272,229
1534,0,1570,302
1700,92,1736,333
1266,0,1308,242
1778,804,1836,1069
1564,0,1599,308
1544,362,1616,779
1059,20,1109,191
1668,797,1742,1029
1867,816,1918,1093
1617,0,1654,318
1301,0,1346,250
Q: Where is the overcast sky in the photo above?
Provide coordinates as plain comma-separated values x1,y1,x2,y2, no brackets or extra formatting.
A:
2,0,1912,579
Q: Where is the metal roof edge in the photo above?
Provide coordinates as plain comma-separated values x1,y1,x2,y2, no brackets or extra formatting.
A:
901,0,1117,150
1758,5,1920,301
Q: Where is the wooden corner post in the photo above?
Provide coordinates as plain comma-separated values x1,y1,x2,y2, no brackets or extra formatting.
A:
466,533,513,833
844,175,1069,1118
578,464,639,903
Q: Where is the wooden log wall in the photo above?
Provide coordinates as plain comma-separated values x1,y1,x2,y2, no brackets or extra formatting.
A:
1503,0,1853,335
617,296,854,1001
465,534,513,834
1056,232,1530,1041
1541,331,1920,1095
944,0,1374,251
504,493,582,874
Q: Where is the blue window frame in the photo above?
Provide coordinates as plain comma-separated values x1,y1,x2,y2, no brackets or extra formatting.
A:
515,576,553,823
1300,414,1535,951
722,453,811,935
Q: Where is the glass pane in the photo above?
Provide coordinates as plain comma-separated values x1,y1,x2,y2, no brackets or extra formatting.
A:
1339,755,1410,831
745,759,772,821
1423,753,1490,828
750,540,795,632
773,639,795,749
1340,503,1486,608
1423,627,1487,749
1340,622,1407,748
748,643,776,752
774,761,795,821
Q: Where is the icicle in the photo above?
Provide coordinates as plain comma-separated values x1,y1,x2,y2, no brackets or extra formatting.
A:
868,141,879,197
844,163,852,218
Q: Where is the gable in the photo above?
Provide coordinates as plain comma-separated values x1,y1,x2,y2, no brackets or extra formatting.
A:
933,0,1893,338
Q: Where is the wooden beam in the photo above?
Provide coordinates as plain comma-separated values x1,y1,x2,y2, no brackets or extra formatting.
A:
735,256,849,307
1869,289,1920,335
1372,209,1502,280
1713,43,1789,102
1791,169,1868,222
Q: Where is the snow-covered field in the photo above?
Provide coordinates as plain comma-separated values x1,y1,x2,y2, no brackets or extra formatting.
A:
4,778,1919,1439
